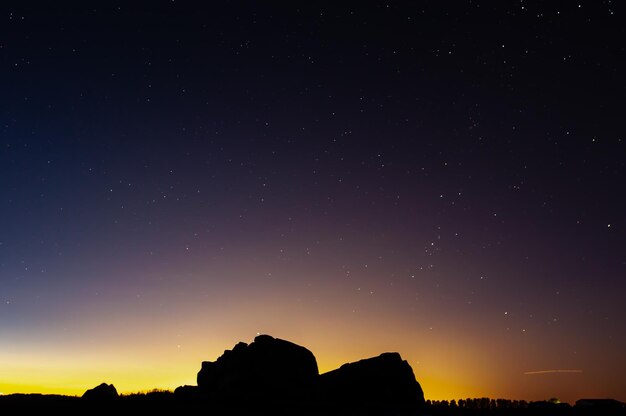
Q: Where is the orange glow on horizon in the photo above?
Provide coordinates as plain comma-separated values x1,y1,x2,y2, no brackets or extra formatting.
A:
1,285,622,405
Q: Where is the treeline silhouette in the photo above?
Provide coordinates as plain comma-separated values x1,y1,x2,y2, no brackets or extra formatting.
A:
2,391,625,416
425,397,625,416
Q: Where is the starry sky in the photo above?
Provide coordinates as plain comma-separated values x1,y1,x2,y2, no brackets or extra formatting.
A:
1,1,625,404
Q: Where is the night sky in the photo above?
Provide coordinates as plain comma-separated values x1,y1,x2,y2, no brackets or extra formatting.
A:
1,1,625,404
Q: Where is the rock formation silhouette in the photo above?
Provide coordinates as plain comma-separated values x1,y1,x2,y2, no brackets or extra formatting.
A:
196,334,319,404
319,351,426,412
82,382,118,401
188,334,425,413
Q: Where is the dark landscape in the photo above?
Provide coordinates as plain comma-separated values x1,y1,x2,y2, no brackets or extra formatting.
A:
2,1,625,412
1,335,624,415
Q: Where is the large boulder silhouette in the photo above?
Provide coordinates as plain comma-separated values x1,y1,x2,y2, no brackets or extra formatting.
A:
82,382,118,401
197,334,318,403
191,334,426,413
319,352,425,412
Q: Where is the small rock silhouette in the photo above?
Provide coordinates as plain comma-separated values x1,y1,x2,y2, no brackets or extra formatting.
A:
82,382,118,400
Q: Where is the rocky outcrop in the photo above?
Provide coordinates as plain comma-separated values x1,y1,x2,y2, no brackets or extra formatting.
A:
82,383,118,401
319,352,425,412
188,334,425,413
197,334,318,403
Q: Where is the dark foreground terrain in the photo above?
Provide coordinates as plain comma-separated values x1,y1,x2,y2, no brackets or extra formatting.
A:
1,392,625,416
425,398,626,416
2,336,624,415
